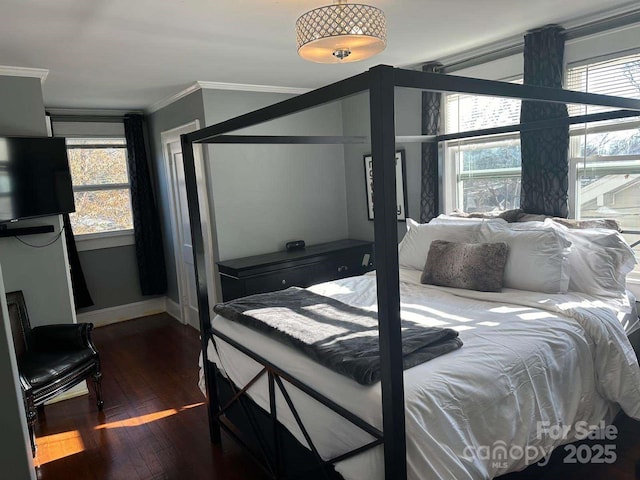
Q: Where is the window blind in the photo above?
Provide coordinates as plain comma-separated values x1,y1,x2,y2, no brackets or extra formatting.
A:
445,79,522,134
567,51,640,116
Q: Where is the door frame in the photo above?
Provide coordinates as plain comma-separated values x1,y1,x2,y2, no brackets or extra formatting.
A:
161,120,216,330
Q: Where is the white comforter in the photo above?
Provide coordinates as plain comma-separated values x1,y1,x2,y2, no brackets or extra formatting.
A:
202,269,640,480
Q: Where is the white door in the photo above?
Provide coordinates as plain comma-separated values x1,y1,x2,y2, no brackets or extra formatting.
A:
168,141,199,328
162,120,217,331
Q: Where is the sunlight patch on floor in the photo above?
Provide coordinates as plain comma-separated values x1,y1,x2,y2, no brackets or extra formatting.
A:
96,408,178,429
35,430,85,465
95,402,205,430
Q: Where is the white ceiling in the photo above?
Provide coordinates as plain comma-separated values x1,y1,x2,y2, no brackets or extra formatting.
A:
0,0,637,111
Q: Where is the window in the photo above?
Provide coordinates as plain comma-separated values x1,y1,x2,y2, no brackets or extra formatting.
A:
66,138,134,237
567,51,640,283
445,79,522,213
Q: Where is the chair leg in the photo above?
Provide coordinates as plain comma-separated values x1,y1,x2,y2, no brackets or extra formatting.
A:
25,401,37,456
92,370,104,411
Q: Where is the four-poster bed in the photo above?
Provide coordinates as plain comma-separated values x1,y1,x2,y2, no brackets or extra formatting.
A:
181,64,640,480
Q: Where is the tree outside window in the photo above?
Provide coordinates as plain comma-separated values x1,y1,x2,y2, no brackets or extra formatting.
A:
66,138,134,235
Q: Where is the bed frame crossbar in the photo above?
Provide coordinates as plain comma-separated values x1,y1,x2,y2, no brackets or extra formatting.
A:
182,63,640,480
438,109,640,142
204,134,440,145
187,72,371,144
394,68,640,111
624,230,640,248
211,329,384,479
205,135,370,144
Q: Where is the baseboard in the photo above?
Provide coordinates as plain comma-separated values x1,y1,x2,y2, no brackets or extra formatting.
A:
165,298,181,322
185,311,200,331
45,382,88,405
78,297,168,328
167,298,199,330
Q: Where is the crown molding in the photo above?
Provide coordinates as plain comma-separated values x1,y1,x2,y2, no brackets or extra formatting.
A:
46,107,141,118
146,81,311,114
0,66,49,83
146,82,202,114
196,81,311,96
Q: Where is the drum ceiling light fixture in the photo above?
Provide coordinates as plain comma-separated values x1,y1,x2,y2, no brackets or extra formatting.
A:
296,0,387,64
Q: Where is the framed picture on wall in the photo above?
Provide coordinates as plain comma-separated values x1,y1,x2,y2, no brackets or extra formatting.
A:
363,150,407,221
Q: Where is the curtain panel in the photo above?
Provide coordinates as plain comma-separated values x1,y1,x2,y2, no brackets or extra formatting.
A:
519,25,570,218
420,62,443,223
63,214,94,309
124,114,167,296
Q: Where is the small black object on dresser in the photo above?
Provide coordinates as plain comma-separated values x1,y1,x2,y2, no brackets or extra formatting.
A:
217,239,375,301
285,239,306,251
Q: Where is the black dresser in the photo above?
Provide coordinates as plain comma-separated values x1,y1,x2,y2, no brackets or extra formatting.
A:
217,239,375,301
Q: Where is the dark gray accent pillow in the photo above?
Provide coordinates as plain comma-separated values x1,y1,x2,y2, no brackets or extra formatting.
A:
420,240,509,292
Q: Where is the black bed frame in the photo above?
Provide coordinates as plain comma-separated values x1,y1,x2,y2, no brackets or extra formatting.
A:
181,64,640,480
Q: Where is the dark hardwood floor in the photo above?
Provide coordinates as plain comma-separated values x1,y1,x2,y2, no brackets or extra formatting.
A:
34,313,267,480
33,314,639,480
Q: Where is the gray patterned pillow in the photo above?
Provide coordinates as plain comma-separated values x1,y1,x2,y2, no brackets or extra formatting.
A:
420,240,509,292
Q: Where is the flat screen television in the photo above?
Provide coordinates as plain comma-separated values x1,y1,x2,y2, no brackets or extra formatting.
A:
0,136,75,223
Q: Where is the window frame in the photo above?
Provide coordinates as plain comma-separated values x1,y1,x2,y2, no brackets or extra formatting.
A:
443,76,524,214
65,138,135,251
566,51,640,289
447,132,522,212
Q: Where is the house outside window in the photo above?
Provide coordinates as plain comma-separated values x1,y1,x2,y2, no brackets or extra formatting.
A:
65,138,134,248
444,79,522,213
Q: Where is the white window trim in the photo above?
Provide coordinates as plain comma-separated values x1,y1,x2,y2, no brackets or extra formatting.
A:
75,229,135,252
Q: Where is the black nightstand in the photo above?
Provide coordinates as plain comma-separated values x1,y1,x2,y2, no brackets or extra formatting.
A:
217,239,375,301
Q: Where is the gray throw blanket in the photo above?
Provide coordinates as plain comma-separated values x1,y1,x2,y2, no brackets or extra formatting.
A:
213,287,462,385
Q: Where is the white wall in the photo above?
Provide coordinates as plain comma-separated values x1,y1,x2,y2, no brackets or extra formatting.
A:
565,22,640,66
0,216,76,326
451,54,523,80
202,89,348,261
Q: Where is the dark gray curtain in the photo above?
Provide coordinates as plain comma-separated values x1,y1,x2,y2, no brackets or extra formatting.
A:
63,213,94,309
420,62,442,222
519,25,569,217
124,114,167,296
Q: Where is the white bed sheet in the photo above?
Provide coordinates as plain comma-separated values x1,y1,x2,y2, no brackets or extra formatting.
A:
200,269,640,480
622,290,639,335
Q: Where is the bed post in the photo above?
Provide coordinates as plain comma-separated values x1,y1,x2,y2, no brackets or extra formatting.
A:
369,65,408,480
181,133,221,444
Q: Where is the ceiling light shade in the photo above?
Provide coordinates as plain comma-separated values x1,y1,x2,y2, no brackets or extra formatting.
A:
296,0,387,64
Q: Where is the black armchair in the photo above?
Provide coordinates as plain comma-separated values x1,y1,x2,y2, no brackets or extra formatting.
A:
6,290,103,455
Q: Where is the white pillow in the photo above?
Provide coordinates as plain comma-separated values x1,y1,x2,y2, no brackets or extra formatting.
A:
548,221,637,297
398,218,481,271
478,221,572,293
